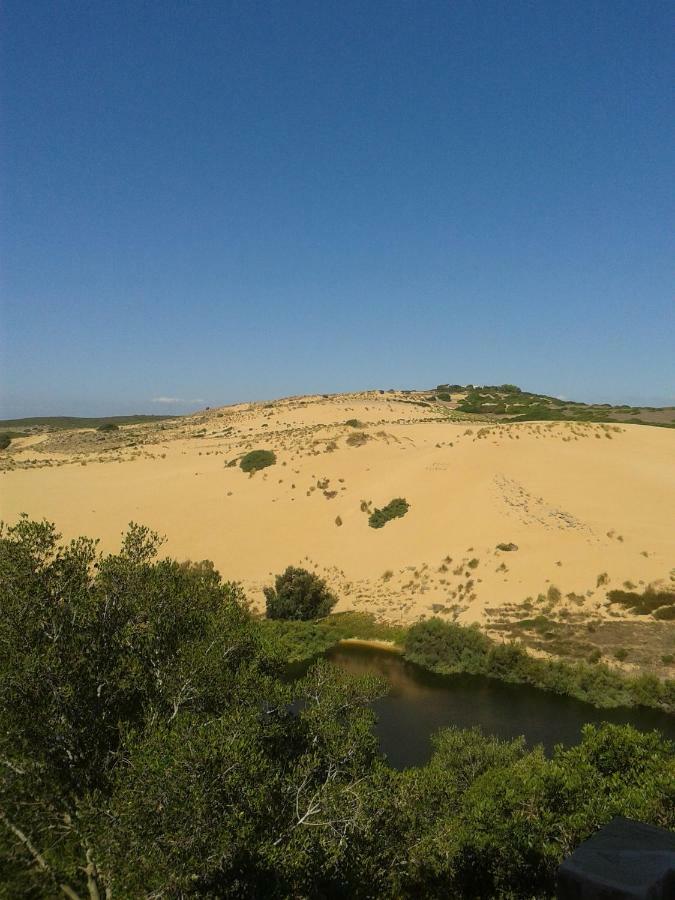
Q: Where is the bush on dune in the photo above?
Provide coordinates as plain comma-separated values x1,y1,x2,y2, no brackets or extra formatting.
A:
264,566,337,620
368,497,409,529
239,448,276,472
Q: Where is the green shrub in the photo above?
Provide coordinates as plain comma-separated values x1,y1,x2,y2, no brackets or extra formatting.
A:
607,588,675,617
97,423,119,432
547,585,562,603
239,449,276,473
368,498,409,529
264,566,337,620
344,419,364,428
404,617,674,713
436,392,452,402
0,433,12,449
614,648,629,661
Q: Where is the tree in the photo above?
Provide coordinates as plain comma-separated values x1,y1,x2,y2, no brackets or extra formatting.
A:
264,566,337,620
0,520,381,897
0,517,277,897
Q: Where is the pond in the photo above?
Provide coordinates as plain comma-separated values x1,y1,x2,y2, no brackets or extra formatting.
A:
320,642,675,769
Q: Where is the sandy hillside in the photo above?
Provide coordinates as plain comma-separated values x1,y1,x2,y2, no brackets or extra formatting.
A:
1,390,674,635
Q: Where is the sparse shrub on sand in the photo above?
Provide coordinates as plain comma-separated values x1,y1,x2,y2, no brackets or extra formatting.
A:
346,431,370,447
344,419,364,428
264,566,337,620
496,542,518,552
97,423,119,432
239,449,276,473
0,433,12,450
607,587,675,618
368,498,409,529
547,585,561,604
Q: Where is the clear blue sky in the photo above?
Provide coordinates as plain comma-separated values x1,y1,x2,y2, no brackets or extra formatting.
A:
2,0,673,417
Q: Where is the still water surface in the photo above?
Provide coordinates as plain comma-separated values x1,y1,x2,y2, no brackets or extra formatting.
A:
322,643,675,769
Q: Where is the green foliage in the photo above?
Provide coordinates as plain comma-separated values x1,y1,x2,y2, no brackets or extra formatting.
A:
608,587,675,618
96,422,119,432
261,612,406,663
1,520,674,899
264,566,337,620
240,448,276,472
368,497,409,529
436,392,452,401
0,433,11,449
405,618,675,714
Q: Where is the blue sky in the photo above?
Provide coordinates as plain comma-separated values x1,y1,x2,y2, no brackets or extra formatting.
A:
2,0,673,417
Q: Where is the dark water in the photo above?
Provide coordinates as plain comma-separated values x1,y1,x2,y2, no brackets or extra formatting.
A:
321,643,675,769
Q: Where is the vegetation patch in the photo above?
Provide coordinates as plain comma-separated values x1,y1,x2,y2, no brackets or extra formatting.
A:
262,612,405,663
607,587,675,618
264,566,337,620
239,449,276,473
2,521,674,899
368,498,410,529
405,618,675,714
345,431,370,447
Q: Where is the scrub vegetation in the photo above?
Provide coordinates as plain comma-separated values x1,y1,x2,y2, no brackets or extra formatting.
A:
264,566,337,620
239,448,276,473
2,519,674,898
368,497,410,529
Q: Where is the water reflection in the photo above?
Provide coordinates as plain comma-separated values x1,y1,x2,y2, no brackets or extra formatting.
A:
324,643,675,769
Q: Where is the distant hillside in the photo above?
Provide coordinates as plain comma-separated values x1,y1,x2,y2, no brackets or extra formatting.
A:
0,414,180,431
431,384,675,427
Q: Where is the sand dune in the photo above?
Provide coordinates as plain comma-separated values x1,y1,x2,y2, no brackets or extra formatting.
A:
1,392,674,633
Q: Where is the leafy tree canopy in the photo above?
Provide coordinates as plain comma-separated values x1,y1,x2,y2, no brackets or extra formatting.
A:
264,566,337,621
1,519,673,899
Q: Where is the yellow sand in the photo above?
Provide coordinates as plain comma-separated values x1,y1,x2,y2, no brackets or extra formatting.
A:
1,392,673,625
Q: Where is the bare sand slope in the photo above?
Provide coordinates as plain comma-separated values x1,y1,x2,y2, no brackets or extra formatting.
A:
1,392,673,629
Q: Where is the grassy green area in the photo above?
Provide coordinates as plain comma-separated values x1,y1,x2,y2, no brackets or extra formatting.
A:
260,611,406,662
0,415,180,430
